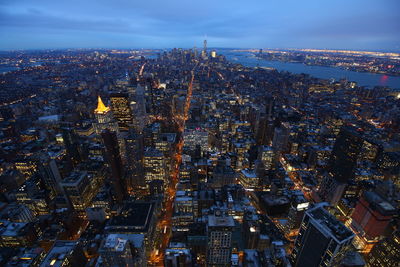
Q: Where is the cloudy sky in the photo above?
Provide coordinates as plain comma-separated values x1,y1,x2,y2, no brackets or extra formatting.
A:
0,0,399,51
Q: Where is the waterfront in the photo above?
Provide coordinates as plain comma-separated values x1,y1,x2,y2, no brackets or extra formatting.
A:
220,50,400,89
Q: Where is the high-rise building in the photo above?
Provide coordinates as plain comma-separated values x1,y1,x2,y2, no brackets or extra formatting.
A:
207,211,235,266
328,126,363,183
183,128,209,154
39,241,86,267
318,126,364,204
164,243,193,267
201,39,208,59
242,215,261,249
124,129,145,192
105,202,156,250
286,193,310,239
60,171,94,216
290,205,354,267
318,172,348,205
101,129,126,203
61,127,82,165
132,84,147,132
99,234,135,266
143,147,167,187
349,191,395,253
5,247,45,266
38,156,64,199
110,92,134,131
272,122,290,154
172,191,195,231
210,160,236,189
93,95,119,135
0,221,39,248
258,145,275,170
366,231,400,267
239,169,260,191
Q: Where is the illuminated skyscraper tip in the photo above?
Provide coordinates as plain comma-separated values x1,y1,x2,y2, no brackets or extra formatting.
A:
95,95,110,114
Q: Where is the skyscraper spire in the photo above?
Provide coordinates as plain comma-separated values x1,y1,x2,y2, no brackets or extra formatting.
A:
202,38,208,59
95,95,110,114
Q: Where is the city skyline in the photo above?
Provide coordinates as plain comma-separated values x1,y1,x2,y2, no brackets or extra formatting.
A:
0,42,399,266
0,1,399,266
1,0,400,51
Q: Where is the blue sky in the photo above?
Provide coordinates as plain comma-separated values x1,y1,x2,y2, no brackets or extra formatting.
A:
0,0,399,51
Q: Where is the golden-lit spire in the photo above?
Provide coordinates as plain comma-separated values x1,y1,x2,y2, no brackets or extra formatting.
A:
95,95,110,114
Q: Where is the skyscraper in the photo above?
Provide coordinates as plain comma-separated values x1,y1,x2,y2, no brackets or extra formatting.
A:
318,126,364,204
143,147,167,188
328,126,363,183
99,234,135,266
40,241,86,267
207,211,235,266
38,155,65,200
132,84,147,132
366,231,400,267
102,129,126,203
349,191,395,253
258,145,275,170
272,122,290,154
61,127,82,166
93,95,119,135
109,92,133,132
318,172,347,205
290,205,354,267
202,39,208,59
60,171,93,216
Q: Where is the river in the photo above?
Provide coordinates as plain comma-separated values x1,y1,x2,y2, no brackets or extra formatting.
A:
219,50,400,89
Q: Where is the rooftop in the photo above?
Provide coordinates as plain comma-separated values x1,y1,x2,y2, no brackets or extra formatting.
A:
40,241,79,267
363,191,396,215
106,202,154,233
94,95,110,114
61,171,87,185
103,234,128,251
208,212,235,227
307,206,354,243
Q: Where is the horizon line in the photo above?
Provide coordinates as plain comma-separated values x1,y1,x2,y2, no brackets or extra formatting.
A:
0,47,399,54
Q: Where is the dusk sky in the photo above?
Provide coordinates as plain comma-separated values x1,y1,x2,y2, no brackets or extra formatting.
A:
0,0,399,51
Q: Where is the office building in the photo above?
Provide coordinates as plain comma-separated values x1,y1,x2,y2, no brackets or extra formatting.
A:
210,160,236,189
105,202,156,250
272,122,290,153
38,155,64,199
143,147,167,187
110,92,134,131
102,129,126,203
39,241,86,267
99,234,135,266
318,172,348,205
349,191,395,253
0,221,38,247
60,171,94,216
165,243,193,267
207,211,235,266
328,126,363,182
183,128,209,154
259,145,275,170
366,231,400,267
93,95,119,134
239,169,260,191
291,205,354,267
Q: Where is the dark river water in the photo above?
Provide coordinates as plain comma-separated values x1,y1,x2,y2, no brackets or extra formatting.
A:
220,50,400,89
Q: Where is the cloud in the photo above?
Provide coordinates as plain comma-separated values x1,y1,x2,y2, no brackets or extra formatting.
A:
0,0,399,50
